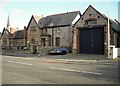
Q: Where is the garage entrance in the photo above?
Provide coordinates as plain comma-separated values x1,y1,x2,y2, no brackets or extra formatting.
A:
79,27,104,55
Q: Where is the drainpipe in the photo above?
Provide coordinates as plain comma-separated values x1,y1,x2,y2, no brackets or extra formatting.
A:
52,28,54,47
68,26,70,47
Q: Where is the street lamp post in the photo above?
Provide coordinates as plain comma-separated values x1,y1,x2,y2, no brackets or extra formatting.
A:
107,0,110,59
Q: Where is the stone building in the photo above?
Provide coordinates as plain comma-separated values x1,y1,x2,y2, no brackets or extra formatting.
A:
1,28,10,49
26,15,43,53
39,11,81,48
72,5,119,55
1,16,11,49
27,11,81,53
11,27,27,49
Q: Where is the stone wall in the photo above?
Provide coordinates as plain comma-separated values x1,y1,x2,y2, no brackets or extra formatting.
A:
47,26,72,48
73,5,111,55
27,17,42,53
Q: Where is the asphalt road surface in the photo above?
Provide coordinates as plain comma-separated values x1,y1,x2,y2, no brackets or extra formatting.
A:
2,55,118,84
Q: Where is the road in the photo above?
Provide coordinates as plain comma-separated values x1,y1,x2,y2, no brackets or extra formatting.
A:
2,55,118,84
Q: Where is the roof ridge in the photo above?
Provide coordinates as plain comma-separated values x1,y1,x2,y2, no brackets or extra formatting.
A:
46,10,80,17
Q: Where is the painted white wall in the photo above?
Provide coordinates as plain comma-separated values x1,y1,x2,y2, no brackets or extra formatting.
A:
113,48,118,59
72,13,80,25
113,48,120,59
110,45,120,59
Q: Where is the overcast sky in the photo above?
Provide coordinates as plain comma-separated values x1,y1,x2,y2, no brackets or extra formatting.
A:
0,0,119,33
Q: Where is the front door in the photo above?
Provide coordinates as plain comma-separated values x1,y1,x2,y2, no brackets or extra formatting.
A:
33,46,37,54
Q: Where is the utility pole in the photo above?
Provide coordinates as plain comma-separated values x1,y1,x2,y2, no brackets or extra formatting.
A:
107,0,110,59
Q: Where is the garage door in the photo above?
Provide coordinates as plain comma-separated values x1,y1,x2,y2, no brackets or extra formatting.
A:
80,27,104,54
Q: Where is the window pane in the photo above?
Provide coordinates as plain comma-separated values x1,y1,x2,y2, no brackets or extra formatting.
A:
56,37,60,46
87,20,96,25
41,38,46,47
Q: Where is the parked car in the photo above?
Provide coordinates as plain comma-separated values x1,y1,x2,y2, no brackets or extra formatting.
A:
61,47,72,53
2,47,5,49
48,47,68,55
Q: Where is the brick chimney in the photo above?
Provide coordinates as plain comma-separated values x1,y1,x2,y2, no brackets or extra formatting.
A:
10,27,15,34
24,26,27,38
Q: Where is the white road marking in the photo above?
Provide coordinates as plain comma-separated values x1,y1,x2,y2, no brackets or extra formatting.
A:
7,61,14,63
4,56,32,59
16,62,33,65
7,61,32,65
50,67,102,75
50,67,58,69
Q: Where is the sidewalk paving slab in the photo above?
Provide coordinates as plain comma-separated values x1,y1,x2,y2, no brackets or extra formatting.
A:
1,50,119,64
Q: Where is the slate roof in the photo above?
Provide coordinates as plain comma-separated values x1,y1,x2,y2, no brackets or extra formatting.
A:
38,11,80,28
102,14,120,33
111,20,120,33
13,30,24,39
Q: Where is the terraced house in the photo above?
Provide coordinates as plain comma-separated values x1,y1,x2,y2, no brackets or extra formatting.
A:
27,11,81,53
1,15,27,50
1,5,119,57
11,27,27,49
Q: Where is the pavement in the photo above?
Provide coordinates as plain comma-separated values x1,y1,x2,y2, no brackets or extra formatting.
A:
1,49,119,64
